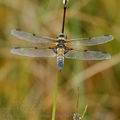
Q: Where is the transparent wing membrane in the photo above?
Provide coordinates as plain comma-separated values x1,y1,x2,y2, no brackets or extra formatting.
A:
11,29,113,60
65,50,111,60
68,35,113,46
11,47,56,57
11,29,56,43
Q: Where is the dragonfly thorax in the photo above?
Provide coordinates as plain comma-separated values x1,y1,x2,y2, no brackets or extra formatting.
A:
57,43,65,48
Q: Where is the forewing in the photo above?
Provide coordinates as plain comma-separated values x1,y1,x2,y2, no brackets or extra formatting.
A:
67,35,113,47
11,29,56,44
11,47,56,57
65,50,111,60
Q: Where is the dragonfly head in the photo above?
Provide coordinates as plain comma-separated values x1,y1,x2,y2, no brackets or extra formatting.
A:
57,33,67,40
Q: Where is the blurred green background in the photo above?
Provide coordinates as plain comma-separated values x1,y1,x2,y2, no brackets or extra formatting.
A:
0,0,120,120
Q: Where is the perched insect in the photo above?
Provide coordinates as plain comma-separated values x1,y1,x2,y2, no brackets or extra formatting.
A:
73,105,88,120
11,0,113,71
72,88,88,120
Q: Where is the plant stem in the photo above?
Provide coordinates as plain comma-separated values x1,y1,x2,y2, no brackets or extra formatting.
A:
51,72,61,120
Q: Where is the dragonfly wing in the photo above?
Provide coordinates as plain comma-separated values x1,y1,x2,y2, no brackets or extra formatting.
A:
11,47,56,57
65,50,111,60
11,29,56,44
68,35,113,46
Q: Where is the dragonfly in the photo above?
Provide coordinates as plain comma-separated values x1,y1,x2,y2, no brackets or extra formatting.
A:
11,0,113,71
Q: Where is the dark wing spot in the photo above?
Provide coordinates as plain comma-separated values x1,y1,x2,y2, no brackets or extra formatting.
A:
34,47,38,49
16,29,21,31
33,33,36,36
69,48,73,50
48,46,52,49
102,51,107,54
88,37,91,40
104,34,109,36
84,50,88,52
14,47,20,49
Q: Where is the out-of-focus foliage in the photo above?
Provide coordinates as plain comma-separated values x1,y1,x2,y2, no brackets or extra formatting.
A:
0,0,120,120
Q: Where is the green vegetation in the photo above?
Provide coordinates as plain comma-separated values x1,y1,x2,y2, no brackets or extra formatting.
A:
0,0,120,120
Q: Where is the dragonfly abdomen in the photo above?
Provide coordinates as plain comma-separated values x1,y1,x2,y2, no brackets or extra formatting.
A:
57,55,64,71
